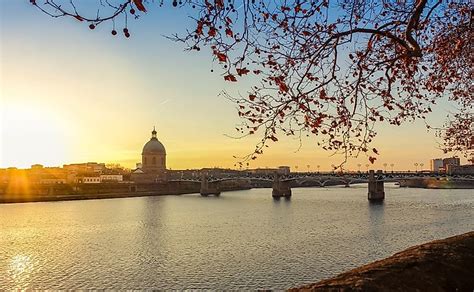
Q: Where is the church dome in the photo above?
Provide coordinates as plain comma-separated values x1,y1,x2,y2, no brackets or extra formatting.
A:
142,128,166,155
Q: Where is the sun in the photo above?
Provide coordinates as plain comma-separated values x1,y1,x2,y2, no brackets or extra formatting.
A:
0,102,71,168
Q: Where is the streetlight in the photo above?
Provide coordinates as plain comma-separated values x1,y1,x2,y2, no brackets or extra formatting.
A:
357,163,362,173
420,163,424,172
390,163,394,173
295,165,299,172
383,163,388,173
317,165,320,173
414,163,419,173
307,164,310,173
365,164,369,173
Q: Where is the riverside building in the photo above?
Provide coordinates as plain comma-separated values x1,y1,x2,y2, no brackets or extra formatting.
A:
131,127,168,183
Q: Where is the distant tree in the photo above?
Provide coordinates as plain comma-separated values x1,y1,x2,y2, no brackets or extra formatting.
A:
31,0,473,164
436,111,473,163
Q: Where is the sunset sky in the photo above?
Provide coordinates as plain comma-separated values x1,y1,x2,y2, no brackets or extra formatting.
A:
0,1,466,171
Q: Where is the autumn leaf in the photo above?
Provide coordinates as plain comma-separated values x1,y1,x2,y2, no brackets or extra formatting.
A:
225,28,233,37
133,0,146,12
196,21,204,35
319,89,327,99
216,52,227,62
372,148,379,155
279,82,289,92
369,156,377,164
208,27,217,37
215,0,224,9
236,68,250,76
249,94,256,101
224,74,237,82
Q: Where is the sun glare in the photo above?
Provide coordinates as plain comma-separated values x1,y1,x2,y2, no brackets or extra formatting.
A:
8,254,34,288
1,103,71,168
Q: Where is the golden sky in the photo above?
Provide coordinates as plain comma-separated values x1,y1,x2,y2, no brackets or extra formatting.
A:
0,1,466,171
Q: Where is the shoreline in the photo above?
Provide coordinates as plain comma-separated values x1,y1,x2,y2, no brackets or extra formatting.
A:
1,180,472,204
0,191,193,204
290,231,474,291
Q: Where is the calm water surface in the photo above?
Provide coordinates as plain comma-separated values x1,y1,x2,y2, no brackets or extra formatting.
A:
1,184,473,290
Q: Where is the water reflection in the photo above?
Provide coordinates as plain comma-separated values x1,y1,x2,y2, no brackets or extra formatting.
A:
367,200,386,234
272,196,292,202
8,254,34,287
0,186,472,290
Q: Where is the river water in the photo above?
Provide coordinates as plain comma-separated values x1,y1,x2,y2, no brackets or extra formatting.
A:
0,184,473,290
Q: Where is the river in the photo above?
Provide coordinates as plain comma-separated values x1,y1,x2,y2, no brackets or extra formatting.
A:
1,183,473,290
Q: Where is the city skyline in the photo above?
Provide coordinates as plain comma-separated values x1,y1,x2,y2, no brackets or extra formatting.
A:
0,1,468,171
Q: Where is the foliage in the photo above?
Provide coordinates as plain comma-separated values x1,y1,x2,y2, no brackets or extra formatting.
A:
32,0,473,164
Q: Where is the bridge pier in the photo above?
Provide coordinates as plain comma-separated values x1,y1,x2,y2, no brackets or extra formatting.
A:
368,170,384,202
272,173,292,198
200,173,221,197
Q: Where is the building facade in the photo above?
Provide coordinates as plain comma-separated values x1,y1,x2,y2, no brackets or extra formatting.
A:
99,174,123,182
443,157,461,169
430,159,443,172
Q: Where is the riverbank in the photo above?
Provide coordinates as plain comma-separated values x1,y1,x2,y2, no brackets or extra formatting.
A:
399,178,474,189
0,186,253,204
0,191,190,204
290,231,474,291
0,181,251,204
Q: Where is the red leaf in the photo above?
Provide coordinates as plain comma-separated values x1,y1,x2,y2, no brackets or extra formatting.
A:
224,74,237,82
215,0,224,9
225,28,233,37
236,68,250,76
279,82,289,92
196,21,204,35
369,156,377,164
249,94,256,101
133,0,147,12
216,52,227,62
372,148,379,155
208,27,217,37
319,89,327,99
302,31,311,36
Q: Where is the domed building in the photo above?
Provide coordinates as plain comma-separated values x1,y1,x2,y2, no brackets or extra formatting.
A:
131,127,168,183
141,127,166,173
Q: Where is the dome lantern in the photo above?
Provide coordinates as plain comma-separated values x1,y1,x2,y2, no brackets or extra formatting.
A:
142,127,166,155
